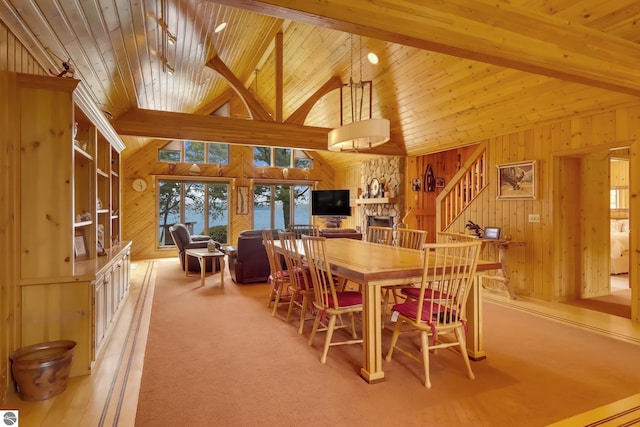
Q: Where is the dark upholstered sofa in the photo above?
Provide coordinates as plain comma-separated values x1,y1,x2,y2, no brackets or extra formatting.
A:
228,228,362,284
228,229,280,284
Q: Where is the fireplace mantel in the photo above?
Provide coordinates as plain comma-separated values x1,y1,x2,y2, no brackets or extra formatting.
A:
355,197,397,205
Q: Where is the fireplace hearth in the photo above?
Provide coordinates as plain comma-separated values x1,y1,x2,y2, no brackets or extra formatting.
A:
368,216,394,228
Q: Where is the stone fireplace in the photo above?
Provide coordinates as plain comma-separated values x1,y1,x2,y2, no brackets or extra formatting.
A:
357,157,404,236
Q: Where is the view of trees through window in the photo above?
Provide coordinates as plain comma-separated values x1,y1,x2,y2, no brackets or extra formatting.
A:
159,140,229,164
158,180,229,246
157,142,313,246
253,184,312,230
252,147,312,229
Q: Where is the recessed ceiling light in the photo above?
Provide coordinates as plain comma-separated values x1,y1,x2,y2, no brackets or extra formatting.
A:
367,52,379,64
214,22,227,33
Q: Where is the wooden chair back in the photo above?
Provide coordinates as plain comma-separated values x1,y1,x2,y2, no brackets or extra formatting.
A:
366,226,393,245
262,229,284,278
395,228,427,250
302,236,339,310
414,240,482,327
279,231,310,292
290,224,320,239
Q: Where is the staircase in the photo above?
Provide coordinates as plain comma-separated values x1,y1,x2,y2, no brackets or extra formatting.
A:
436,144,488,231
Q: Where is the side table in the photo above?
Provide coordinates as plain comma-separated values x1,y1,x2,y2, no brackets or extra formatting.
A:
185,248,226,288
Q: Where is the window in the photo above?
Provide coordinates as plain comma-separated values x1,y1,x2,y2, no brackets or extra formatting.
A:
253,183,312,230
253,146,313,169
158,180,229,246
158,140,229,165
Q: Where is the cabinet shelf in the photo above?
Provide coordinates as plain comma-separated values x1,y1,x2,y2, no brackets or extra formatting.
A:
74,145,93,161
97,169,109,178
97,209,109,215
74,220,93,228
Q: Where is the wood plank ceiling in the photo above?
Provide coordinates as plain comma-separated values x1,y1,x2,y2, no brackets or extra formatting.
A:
2,0,639,168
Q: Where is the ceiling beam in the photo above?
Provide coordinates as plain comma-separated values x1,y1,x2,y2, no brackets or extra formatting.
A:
211,0,640,97
113,108,406,155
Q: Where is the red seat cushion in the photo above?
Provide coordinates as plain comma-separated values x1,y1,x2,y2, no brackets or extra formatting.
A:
327,291,362,308
392,300,443,322
401,287,445,300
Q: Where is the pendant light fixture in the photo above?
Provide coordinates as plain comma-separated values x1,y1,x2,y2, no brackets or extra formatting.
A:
328,35,389,152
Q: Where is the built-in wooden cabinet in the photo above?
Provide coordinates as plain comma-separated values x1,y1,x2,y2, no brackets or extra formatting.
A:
14,72,130,376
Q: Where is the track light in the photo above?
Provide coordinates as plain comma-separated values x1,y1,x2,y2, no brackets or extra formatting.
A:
162,57,174,75
167,31,176,45
214,22,227,33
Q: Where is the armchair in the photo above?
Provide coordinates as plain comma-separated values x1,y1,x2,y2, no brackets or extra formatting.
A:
168,224,220,273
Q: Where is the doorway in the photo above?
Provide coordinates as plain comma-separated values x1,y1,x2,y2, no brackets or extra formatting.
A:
555,148,632,319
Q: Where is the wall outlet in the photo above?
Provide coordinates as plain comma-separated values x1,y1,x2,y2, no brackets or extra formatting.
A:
528,213,540,223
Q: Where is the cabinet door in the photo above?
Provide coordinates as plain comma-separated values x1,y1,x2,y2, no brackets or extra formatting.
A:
94,275,107,358
104,267,114,327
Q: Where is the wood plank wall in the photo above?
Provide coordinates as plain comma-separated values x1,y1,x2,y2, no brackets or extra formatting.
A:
432,108,640,320
121,94,335,260
0,21,47,405
405,145,479,242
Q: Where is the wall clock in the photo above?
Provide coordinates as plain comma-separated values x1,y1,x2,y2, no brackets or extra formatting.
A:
132,178,148,192
370,177,380,197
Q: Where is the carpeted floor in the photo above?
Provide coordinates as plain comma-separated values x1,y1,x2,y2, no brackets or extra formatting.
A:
564,288,631,318
135,260,640,426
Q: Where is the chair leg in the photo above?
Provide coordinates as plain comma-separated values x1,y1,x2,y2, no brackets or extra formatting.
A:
349,313,358,339
286,289,298,324
320,314,337,364
455,326,475,380
297,295,308,335
267,279,278,308
385,319,403,362
271,282,283,316
308,311,322,346
421,331,432,389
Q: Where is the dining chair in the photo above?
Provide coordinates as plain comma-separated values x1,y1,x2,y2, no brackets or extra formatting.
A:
382,228,428,317
401,231,478,303
366,226,393,245
262,229,291,316
279,232,315,334
302,236,363,364
289,224,320,239
385,240,482,388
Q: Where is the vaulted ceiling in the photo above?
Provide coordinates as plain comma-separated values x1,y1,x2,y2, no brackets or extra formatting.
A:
2,0,639,167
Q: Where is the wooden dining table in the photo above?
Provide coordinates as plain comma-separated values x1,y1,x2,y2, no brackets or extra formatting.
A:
274,237,502,384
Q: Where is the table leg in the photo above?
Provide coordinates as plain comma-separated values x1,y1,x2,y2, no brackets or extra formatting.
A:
466,275,486,360
360,283,385,383
199,256,206,287
219,255,225,288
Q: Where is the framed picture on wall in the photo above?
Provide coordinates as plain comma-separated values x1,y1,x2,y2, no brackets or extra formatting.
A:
497,160,537,200
236,186,249,215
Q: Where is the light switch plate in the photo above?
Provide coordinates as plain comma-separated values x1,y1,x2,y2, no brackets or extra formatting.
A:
528,214,540,223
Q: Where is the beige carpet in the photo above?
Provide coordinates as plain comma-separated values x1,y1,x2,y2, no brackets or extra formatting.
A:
565,288,631,318
135,259,640,426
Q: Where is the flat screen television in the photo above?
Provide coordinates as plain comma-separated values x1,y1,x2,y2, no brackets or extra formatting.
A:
311,189,351,217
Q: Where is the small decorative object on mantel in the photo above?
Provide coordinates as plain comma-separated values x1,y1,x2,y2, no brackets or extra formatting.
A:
188,163,202,175
370,177,380,198
282,168,289,179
